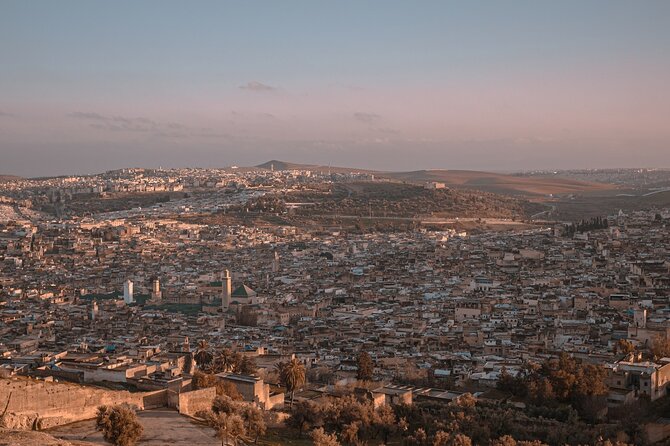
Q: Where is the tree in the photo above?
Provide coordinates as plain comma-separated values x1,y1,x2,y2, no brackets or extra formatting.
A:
194,340,213,368
448,434,472,446
192,370,217,390
242,405,266,443
651,335,670,359
497,367,526,397
373,403,396,443
311,427,341,446
356,351,374,382
211,348,243,374
491,436,518,446
212,395,238,415
455,393,476,410
237,355,258,375
218,380,244,400
341,422,360,446
192,371,243,400
203,410,246,446
433,431,452,446
527,377,555,404
277,358,306,408
407,428,428,446
96,405,144,446
614,339,635,355
287,400,322,438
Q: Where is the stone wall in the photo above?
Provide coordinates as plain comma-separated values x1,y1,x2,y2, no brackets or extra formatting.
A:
177,387,216,416
0,377,167,430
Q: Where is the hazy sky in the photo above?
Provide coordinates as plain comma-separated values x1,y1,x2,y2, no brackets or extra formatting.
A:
1,1,669,176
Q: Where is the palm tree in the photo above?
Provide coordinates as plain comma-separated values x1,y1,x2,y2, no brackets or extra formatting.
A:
277,358,306,408
194,340,213,369
213,348,235,373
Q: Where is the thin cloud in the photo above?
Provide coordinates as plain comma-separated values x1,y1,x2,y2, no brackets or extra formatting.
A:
68,111,107,120
374,127,400,135
70,112,159,132
68,111,226,139
354,112,381,123
239,81,277,92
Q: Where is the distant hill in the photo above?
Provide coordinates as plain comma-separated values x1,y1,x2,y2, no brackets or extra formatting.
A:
254,161,612,196
0,174,22,183
255,160,375,174
382,169,613,196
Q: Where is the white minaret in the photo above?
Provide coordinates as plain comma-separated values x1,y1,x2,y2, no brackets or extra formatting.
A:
272,249,280,273
151,278,162,301
91,301,99,320
634,308,647,328
123,279,134,304
222,270,232,310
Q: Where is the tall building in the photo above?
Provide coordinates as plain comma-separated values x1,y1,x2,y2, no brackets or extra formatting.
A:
123,279,134,304
222,270,232,311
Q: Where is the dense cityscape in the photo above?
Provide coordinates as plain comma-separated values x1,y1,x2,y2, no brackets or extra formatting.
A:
3,1,670,445
1,165,670,445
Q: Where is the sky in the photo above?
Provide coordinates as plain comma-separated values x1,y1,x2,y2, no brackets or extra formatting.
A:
1,1,669,177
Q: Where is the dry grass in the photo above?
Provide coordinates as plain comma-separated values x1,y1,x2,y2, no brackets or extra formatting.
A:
383,170,614,196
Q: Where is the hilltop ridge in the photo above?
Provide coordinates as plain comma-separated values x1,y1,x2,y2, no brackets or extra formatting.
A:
0,174,23,183
255,160,613,196
255,160,375,174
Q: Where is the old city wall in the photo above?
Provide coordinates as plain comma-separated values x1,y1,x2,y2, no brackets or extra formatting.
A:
176,386,216,416
0,378,167,430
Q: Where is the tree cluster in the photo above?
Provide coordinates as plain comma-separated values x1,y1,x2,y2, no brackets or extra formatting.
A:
192,370,244,400
199,395,267,446
287,394,402,444
564,216,608,236
393,393,636,446
497,353,609,421
193,341,258,376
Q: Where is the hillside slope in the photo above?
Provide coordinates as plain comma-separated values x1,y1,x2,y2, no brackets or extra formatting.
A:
254,161,613,196
383,169,613,196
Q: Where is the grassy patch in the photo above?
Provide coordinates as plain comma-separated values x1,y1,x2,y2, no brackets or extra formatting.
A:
144,303,202,315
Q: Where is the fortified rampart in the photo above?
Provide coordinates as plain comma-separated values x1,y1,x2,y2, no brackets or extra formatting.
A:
0,377,167,429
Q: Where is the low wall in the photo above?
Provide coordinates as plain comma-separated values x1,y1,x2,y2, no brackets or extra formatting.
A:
177,387,216,416
0,377,167,430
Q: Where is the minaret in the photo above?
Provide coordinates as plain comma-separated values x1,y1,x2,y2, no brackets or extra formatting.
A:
222,270,232,311
272,249,280,273
91,301,99,321
123,279,134,304
151,278,162,301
